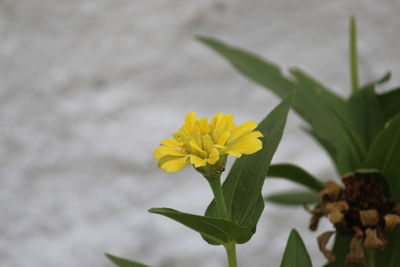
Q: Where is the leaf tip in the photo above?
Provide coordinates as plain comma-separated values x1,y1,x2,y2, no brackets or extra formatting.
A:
195,35,215,45
148,208,157,213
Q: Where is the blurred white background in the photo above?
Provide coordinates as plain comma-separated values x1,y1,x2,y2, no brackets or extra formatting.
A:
1,0,400,266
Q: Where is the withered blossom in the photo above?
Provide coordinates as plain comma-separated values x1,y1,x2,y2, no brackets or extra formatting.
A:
306,171,400,265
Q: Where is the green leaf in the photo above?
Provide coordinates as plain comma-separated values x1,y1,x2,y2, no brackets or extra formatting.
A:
388,226,400,267
349,15,359,93
265,191,317,205
365,114,400,201
105,254,150,267
196,36,295,99
348,84,385,148
377,86,400,122
280,229,313,267
205,93,293,244
289,68,347,113
324,234,351,267
375,72,391,84
197,36,362,175
375,227,400,267
326,229,400,267
148,208,243,245
362,72,391,87
267,163,325,191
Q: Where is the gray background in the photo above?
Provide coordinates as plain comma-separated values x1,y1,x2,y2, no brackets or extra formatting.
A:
1,0,399,266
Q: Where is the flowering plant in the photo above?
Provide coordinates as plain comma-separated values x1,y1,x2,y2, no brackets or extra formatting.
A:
106,17,400,267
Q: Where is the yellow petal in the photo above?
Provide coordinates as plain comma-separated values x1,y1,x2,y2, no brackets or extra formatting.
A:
173,131,185,142
190,155,207,167
215,113,234,134
227,138,262,155
228,121,258,142
207,147,220,165
183,112,197,135
218,131,231,146
198,117,209,135
226,150,242,158
153,146,186,159
211,112,223,129
185,112,197,126
202,134,214,154
189,140,205,154
160,138,181,147
229,131,263,145
159,156,189,172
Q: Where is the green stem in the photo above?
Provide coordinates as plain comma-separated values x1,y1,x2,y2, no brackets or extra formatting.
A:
224,242,238,267
350,15,359,93
207,175,229,219
206,175,238,267
365,248,375,267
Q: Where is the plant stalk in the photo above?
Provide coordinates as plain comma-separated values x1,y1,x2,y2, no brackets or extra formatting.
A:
206,175,238,267
350,15,359,93
224,242,238,267
207,175,229,220
365,248,375,267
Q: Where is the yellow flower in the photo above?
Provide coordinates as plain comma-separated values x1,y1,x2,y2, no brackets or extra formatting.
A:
154,112,263,172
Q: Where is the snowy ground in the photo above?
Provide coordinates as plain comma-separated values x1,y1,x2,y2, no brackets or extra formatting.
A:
1,0,400,266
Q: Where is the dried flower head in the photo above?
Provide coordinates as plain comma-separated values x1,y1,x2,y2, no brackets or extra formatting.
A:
306,171,400,265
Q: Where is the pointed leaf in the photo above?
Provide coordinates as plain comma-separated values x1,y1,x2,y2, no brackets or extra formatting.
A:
362,72,391,87
267,163,324,191
149,208,243,245
197,36,363,175
375,227,400,266
289,68,347,113
388,226,400,267
106,254,150,267
205,93,293,244
196,36,295,99
365,114,400,201
324,234,351,267
280,229,313,267
265,191,317,205
348,84,385,148
377,86,400,122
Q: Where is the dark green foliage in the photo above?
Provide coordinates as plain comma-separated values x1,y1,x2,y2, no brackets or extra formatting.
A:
388,227,400,267
267,163,325,192
280,229,313,267
365,114,400,201
204,93,292,244
324,234,351,267
377,87,400,122
265,191,317,205
198,17,400,267
197,36,367,175
106,254,150,267
148,208,244,245
375,227,400,267
348,84,385,148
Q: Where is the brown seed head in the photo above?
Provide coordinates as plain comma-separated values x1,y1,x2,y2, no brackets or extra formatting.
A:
345,236,365,266
364,228,386,250
359,209,379,227
317,231,336,262
308,172,400,265
384,214,400,232
318,181,342,202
